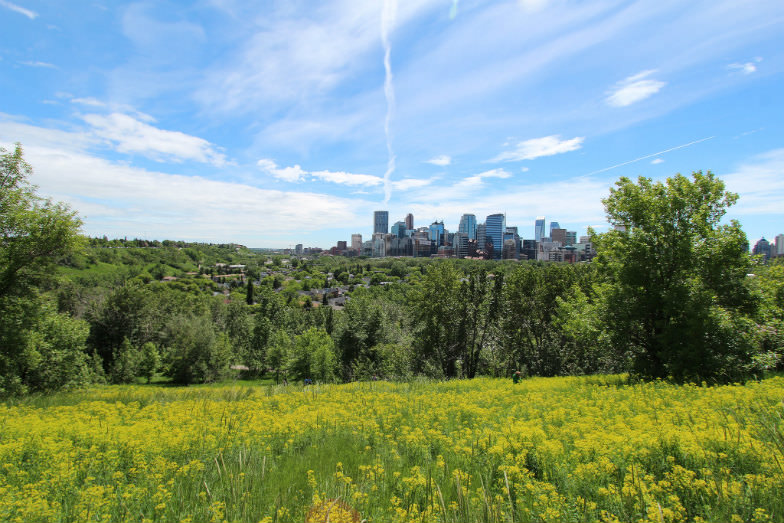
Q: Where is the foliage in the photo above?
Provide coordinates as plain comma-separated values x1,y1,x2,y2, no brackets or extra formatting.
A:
592,171,756,382
163,314,232,384
0,144,85,396
287,327,337,382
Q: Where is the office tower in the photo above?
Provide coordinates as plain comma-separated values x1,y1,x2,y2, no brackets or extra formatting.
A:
549,221,560,236
459,214,477,240
776,234,784,257
485,213,505,260
476,223,487,254
551,228,567,246
753,238,771,260
351,234,362,251
429,221,445,247
502,239,519,260
373,211,389,234
405,213,414,230
391,221,407,238
565,231,577,246
535,217,546,242
454,232,468,258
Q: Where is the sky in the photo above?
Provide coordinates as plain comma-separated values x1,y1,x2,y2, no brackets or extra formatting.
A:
1,0,782,249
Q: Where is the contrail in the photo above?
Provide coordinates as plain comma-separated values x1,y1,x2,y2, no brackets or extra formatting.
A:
381,0,397,204
586,136,715,176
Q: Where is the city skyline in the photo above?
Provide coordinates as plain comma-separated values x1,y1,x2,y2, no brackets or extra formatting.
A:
0,1,782,247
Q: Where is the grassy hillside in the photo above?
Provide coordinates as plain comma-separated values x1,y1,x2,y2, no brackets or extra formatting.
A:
1,375,782,522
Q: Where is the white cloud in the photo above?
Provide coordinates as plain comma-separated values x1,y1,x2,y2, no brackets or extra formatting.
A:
256,159,307,183
426,155,451,166
257,159,383,187
311,170,383,187
392,178,434,190
82,113,227,166
457,168,512,187
606,70,665,107
521,167,530,172
491,135,584,162
0,131,363,245
651,158,664,164
0,0,37,19
71,97,107,107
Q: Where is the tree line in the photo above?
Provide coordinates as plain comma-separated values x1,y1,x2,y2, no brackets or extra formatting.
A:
2,144,783,397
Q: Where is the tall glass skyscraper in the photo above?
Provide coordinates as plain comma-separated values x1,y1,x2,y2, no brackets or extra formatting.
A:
485,213,505,259
534,216,546,242
549,221,560,236
373,211,389,234
429,221,445,247
458,214,477,240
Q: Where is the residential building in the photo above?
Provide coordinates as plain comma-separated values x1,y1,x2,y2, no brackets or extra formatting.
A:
476,223,487,256
551,228,567,246
776,234,784,257
454,232,469,258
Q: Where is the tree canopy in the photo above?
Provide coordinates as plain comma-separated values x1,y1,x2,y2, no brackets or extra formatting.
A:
592,171,755,382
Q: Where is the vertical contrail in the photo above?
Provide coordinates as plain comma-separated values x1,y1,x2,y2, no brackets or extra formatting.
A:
381,0,397,204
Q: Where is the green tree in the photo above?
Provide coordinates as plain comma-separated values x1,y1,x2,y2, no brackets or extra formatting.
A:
246,280,254,305
1,144,84,396
287,327,337,382
593,171,755,382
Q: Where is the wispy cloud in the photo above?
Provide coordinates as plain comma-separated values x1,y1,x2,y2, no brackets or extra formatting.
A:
426,155,451,166
728,57,762,75
606,70,665,107
723,148,784,216
491,135,584,162
0,0,37,19
381,0,398,204
456,168,512,188
586,136,714,176
651,158,664,165
19,60,56,69
392,177,434,190
82,113,227,166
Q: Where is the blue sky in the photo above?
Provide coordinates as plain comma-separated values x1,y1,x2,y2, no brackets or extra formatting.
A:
1,0,782,248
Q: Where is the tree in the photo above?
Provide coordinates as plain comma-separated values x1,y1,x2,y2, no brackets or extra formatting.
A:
246,280,254,305
0,144,83,300
1,144,85,396
592,171,755,382
287,327,336,382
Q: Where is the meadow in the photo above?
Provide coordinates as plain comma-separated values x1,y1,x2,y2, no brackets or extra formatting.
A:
1,375,783,523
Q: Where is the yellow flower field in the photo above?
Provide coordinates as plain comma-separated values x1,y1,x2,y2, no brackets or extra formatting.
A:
1,375,782,522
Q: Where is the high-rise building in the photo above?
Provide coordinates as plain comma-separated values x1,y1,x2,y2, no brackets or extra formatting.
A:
565,231,577,247
373,211,389,235
502,239,519,260
351,234,362,251
476,223,487,255
753,237,771,260
549,221,560,236
336,241,347,251
405,213,414,230
551,228,567,246
459,214,477,240
391,221,407,238
429,221,445,247
453,232,469,258
485,213,505,260
775,234,784,257
295,244,303,256
535,217,546,242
